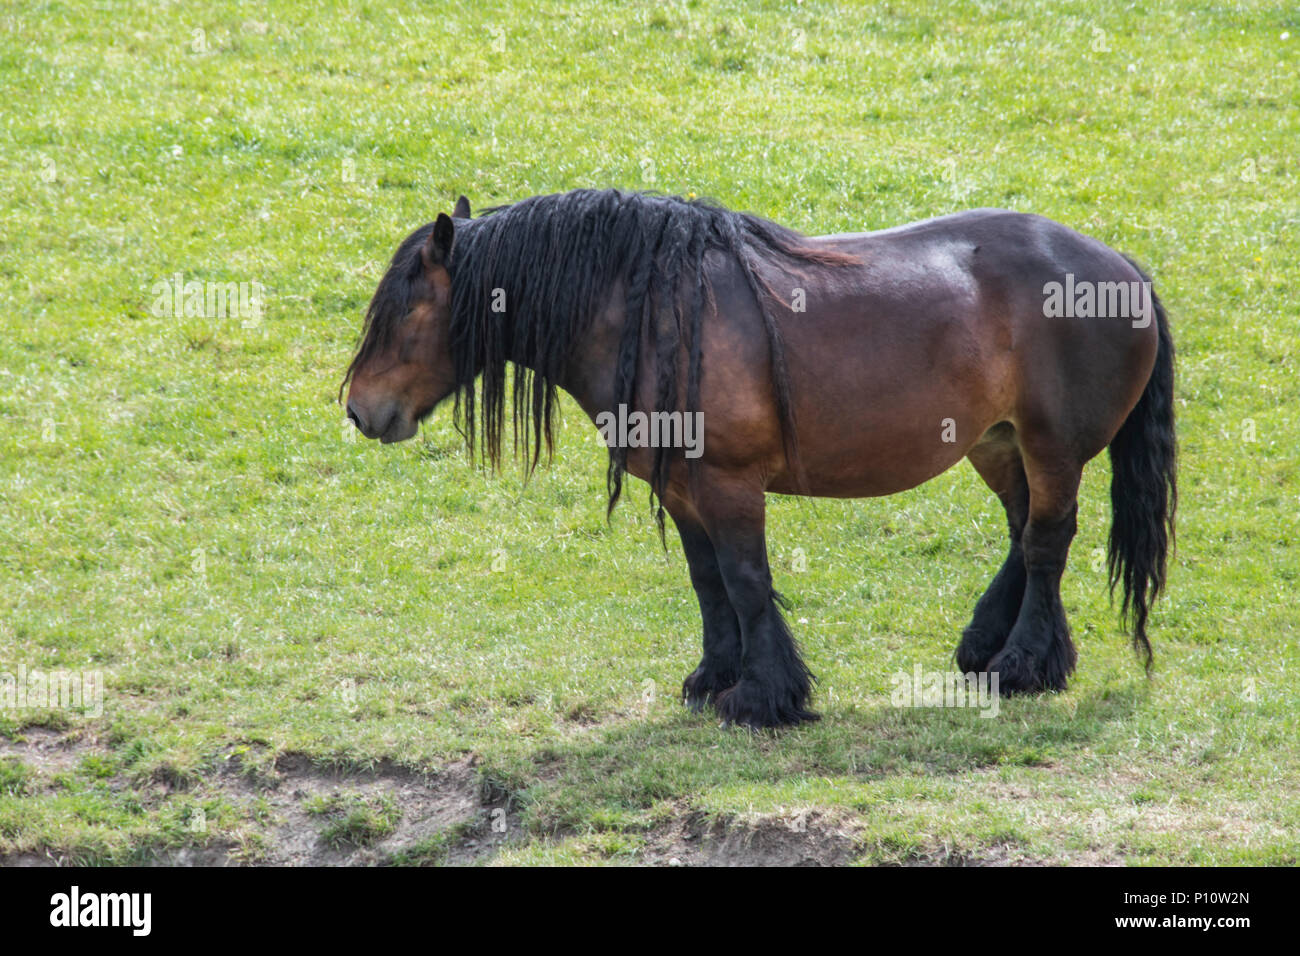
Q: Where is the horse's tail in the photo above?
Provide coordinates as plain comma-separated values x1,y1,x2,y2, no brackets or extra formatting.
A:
1107,256,1177,672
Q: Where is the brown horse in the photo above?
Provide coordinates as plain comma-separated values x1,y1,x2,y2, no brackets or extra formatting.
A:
342,189,1176,729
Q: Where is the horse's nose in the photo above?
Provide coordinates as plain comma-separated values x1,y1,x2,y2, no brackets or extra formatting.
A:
346,401,367,433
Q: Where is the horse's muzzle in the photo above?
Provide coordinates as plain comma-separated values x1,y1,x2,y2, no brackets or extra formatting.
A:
345,399,376,438
346,399,414,443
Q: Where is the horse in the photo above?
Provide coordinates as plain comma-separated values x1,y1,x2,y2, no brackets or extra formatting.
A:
341,189,1176,729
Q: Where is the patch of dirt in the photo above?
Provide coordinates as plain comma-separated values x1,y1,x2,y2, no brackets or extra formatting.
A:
171,752,525,866
0,732,525,866
232,753,522,866
641,810,860,867
0,726,97,779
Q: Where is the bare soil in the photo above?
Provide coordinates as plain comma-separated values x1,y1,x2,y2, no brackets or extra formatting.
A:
2,729,1057,866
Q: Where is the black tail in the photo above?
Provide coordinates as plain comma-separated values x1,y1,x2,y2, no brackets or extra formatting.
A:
1107,257,1177,672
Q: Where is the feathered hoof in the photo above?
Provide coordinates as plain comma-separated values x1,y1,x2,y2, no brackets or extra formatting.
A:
987,645,1069,695
681,665,739,713
955,626,1005,674
714,678,819,730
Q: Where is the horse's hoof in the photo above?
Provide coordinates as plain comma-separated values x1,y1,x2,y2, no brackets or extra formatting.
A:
713,679,819,730
988,646,1058,695
681,667,737,713
955,627,1003,673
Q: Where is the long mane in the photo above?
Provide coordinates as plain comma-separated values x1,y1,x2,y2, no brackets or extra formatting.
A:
346,188,857,533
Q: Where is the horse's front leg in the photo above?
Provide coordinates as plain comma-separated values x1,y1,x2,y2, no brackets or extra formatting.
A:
694,477,818,729
670,509,742,711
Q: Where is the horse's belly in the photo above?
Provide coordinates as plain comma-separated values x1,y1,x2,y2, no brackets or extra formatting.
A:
769,335,1011,498
767,423,982,498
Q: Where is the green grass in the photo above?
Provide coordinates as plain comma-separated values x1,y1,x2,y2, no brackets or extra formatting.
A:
305,792,400,849
1,0,1298,865
0,759,34,797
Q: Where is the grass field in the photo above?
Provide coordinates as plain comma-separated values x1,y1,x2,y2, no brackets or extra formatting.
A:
1,0,1297,865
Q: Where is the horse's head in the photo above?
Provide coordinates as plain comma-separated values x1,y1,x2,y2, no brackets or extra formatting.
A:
342,197,471,443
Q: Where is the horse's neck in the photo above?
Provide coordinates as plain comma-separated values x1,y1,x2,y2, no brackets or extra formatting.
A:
505,281,627,424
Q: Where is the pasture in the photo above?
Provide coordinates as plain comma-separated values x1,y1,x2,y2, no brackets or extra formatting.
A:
1,0,1297,865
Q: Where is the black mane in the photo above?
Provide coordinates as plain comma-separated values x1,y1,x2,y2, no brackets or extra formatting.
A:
345,188,855,533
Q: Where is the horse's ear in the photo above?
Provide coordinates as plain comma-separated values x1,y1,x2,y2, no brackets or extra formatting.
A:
422,213,455,271
452,195,471,219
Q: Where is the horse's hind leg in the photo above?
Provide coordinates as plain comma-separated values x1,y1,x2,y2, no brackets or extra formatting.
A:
691,473,817,729
668,507,743,711
987,444,1082,693
957,425,1030,672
